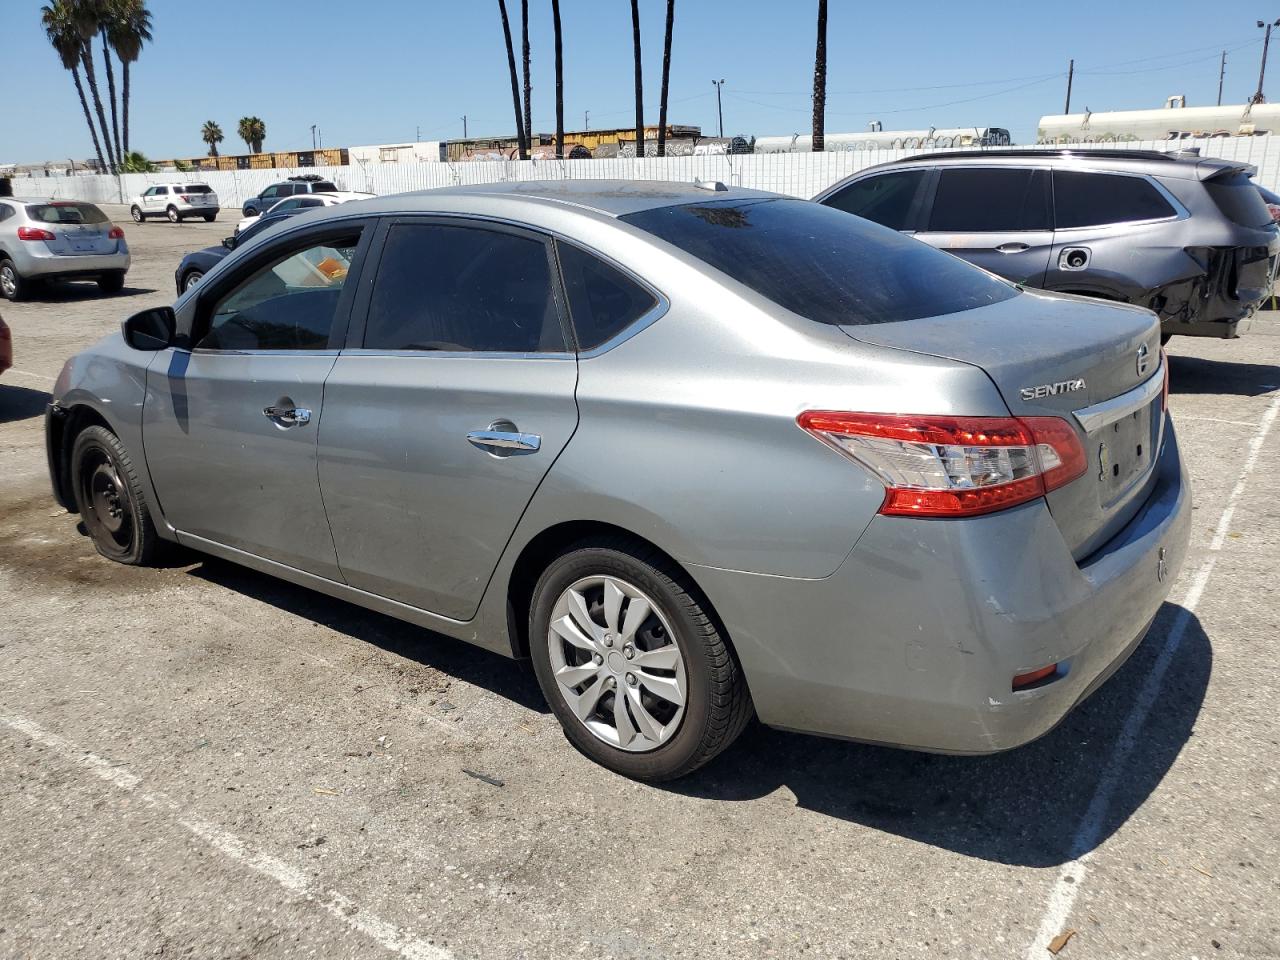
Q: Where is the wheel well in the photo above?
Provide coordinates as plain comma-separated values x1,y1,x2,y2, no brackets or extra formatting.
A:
52,404,112,510
505,520,711,660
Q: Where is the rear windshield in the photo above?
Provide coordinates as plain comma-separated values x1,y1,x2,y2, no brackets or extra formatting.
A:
620,198,1018,326
25,202,108,224
181,184,213,194
1205,172,1273,228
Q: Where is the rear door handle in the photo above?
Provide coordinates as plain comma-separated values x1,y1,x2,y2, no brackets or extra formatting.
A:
995,242,1029,254
263,404,312,427
466,429,541,452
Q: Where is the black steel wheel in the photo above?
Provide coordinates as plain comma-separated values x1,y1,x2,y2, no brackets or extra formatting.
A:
70,425,161,565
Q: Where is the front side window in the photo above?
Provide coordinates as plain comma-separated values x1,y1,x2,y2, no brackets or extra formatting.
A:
1054,171,1177,228
364,223,564,353
556,241,657,349
261,186,280,200
196,234,359,350
927,168,1051,232
823,170,926,230
622,198,1016,326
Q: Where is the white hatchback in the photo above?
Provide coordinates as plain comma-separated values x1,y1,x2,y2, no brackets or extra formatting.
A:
233,191,374,235
129,184,220,223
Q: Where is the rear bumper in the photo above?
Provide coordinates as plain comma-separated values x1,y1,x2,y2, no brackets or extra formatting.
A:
15,250,130,279
690,422,1192,754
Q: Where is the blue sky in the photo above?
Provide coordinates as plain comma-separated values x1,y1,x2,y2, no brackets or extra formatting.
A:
2,0,1276,163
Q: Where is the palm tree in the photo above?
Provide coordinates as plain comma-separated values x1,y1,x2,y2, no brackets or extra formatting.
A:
657,0,675,157
629,0,644,157
551,0,564,159
41,1,108,173
496,0,527,159
104,0,152,156
67,0,118,171
238,116,266,153
202,121,223,157
521,0,532,154
120,150,155,172
811,0,827,152
99,17,122,162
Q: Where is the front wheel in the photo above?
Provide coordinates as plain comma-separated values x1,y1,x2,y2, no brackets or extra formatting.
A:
70,425,161,565
130,205,144,223
166,205,180,223
529,539,753,781
182,270,203,292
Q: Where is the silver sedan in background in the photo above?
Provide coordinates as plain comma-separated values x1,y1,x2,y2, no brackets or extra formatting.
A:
0,198,130,300
44,181,1189,780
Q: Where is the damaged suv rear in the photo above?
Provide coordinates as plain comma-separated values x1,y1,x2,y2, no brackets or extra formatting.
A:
817,148,1279,339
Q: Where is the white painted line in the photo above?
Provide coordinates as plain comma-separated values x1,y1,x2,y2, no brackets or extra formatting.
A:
1176,415,1262,428
6,368,55,383
1024,392,1280,958
1,715,453,960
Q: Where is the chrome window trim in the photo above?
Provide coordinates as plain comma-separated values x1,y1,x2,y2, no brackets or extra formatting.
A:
574,290,670,359
1072,360,1164,433
337,349,576,361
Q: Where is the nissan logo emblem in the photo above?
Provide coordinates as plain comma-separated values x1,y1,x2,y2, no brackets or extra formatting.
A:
1136,343,1150,377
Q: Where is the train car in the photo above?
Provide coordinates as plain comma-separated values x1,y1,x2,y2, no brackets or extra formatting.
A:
754,125,1011,153
1038,97,1280,142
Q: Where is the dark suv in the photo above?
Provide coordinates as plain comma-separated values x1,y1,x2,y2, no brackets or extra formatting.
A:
241,174,339,217
817,149,1279,339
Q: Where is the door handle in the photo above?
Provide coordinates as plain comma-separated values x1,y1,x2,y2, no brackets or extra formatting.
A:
263,404,312,427
466,429,541,452
995,242,1029,254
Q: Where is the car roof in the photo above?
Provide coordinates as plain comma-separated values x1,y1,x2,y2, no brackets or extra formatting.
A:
854,148,1253,181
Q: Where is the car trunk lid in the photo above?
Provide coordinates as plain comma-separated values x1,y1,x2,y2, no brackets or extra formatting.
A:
840,289,1164,559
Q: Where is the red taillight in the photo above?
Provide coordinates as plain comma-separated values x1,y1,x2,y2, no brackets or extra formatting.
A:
17,226,56,241
1012,664,1059,690
1160,347,1169,412
796,411,1088,518
108,225,125,240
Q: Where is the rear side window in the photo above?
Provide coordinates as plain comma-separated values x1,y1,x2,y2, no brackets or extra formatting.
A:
364,223,565,353
1053,171,1175,228
556,242,658,349
1203,171,1273,228
823,170,926,230
25,202,108,225
927,168,1051,232
621,198,1017,326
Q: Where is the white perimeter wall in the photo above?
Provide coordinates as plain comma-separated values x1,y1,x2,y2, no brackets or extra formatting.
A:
11,137,1280,207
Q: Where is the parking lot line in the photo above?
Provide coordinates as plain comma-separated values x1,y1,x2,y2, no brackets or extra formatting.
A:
5,368,55,382
1024,392,1280,958
0,714,454,960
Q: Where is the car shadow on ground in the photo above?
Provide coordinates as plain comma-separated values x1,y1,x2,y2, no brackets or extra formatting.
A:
187,556,549,715
1168,353,1280,397
27,282,156,301
0,383,51,424
664,601,1210,868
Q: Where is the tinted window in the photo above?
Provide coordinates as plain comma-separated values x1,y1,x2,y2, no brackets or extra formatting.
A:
928,168,1051,232
0,204,12,222
1054,171,1176,228
1203,171,1273,228
197,235,359,350
25,202,108,225
364,223,564,353
621,198,1017,326
824,170,925,230
298,197,325,208
155,186,169,195
557,242,658,349
183,184,212,194
311,181,337,192
261,186,280,199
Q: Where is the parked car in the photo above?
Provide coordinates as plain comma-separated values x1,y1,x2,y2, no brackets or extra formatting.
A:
0,198,130,300
241,175,339,217
128,183,220,223
0,312,10,377
817,148,1279,340
234,191,374,235
47,180,1190,780
174,208,304,293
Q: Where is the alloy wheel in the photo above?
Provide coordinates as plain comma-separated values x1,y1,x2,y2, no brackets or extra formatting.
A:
0,265,16,299
546,575,687,752
184,271,203,291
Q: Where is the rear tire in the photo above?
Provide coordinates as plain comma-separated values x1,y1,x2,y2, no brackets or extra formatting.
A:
0,258,26,301
203,213,216,222
166,205,180,223
70,425,161,565
529,538,753,781
130,205,144,223
97,271,126,294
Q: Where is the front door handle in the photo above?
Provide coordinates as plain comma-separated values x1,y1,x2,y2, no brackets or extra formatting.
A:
995,242,1029,254
466,429,541,452
263,403,312,427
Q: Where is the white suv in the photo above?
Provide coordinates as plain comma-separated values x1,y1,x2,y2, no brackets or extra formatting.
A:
129,184,220,223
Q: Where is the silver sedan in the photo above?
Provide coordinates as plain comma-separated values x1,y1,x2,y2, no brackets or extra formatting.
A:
45,181,1190,779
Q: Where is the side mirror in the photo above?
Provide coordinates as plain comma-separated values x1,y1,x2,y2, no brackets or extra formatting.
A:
222,236,236,249
122,306,176,351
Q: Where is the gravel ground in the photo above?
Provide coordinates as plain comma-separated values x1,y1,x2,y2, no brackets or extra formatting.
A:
1,205,1278,960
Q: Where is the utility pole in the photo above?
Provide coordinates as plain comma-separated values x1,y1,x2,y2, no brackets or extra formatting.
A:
712,78,725,138
1064,59,1074,114
416,125,421,141
1254,19,1280,104
461,115,468,138
1218,50,1227,106
310,124,317,150
584,110,590,132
